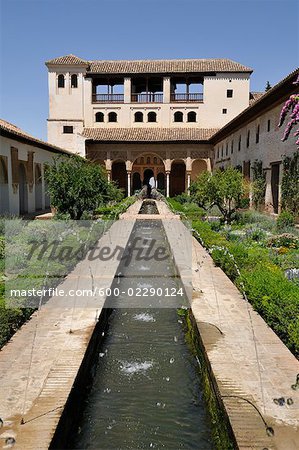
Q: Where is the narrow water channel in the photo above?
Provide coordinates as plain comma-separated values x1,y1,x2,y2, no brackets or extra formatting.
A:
72,209,213,449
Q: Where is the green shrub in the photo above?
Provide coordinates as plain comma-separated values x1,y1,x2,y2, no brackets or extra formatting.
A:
237,210,275,231
239,264,299,357
45,155,123,219
267,233,299,249
210,247,239,281
238,197,250,209
192,218,299,356
173,193,191,204
0,236,4,259
192,220,228,248
276,210,295,231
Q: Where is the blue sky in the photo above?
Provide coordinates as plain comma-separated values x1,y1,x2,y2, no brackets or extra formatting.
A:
0,0,298,141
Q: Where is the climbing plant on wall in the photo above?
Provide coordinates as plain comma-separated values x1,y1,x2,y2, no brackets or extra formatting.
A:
251,160,266,210
281,151,299,215
278,74,299,146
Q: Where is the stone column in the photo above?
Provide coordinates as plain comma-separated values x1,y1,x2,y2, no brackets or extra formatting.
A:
166,171,170,197
107,170,111,182
163,77,171,103
127,171,131,197
187,172,191,195
124,77,131,103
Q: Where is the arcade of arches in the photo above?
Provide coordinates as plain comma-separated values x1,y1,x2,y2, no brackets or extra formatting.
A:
86,147,210,197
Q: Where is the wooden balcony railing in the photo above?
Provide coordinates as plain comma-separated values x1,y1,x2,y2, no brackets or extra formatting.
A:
170,93,203,102
92,93,124,103
131,93,163,103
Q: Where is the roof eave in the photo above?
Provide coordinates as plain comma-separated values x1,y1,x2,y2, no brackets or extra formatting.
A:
0,128,72,155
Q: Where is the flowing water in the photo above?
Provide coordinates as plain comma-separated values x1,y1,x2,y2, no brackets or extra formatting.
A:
72,212,213,449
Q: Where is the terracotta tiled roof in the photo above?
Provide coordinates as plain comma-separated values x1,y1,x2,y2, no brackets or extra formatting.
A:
81,127,218,142
45,55,252,74
46,54,89,66
88,58,252,74
0,119,71,154
249,91,264,105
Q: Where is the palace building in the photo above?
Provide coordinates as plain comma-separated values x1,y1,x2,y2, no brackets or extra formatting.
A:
45,55,253,197
0,57,297,216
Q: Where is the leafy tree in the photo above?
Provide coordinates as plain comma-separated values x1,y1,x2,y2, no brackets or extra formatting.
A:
281,151,299,215
265,81,272,91
190,168,245,223
251,160,266,210
45,155,123,219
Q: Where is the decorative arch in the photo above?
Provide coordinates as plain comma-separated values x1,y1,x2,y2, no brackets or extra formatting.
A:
108,112,117,123
191,159,208,181
35,163,43,211
157,172,165,190
0,157,8,184
174,111,183,123
187,111,197,122
132,172,142,192
58,74,65,88
0,157,9,214
170,160,186,196
147,112,157,123
71,74,78,88
19,162,28,214
95,112,104,123
111,160,126,191
134,111,143,123
132,152,165,190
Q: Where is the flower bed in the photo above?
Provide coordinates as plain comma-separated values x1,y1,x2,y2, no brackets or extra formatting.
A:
0,197,136,348
167,200,299,358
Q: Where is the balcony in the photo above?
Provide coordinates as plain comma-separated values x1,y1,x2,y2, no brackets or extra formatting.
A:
170,93,203,102
131,93,163,103
92,93,124,103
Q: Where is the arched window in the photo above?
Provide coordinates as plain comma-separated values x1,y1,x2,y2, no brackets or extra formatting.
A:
140,157,144,164
58,74,65,88
146,156,151,164
95,112,104,123
108,112,117,122
0,157,8,184
71,74,78,88
174,111,183,122
153,157,157,164
148,112,157,122
134,112,143,122
187,111,197,122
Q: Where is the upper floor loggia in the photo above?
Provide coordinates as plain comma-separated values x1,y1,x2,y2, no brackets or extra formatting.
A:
46,54,253,105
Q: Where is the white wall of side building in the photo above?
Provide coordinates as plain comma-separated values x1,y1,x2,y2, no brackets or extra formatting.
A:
0,134,68,215
213,100,298,213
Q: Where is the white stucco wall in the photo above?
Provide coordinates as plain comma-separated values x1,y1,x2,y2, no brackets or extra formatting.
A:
213,100,298,212
0,135,68,215
47,66,251,153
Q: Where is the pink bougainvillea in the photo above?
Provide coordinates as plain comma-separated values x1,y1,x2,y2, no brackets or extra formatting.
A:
278,74,299,146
